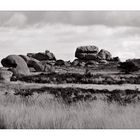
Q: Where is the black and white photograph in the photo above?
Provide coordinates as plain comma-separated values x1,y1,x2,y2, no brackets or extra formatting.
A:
1,11,140,129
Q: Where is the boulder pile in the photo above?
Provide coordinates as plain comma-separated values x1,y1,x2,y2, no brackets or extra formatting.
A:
19,55,44,72
27,50,56,61
0,46,120,80
73,45,120,67
1,54,46,78
1,55,30,77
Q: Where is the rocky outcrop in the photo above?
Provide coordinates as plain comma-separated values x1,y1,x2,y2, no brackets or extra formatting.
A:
72,59,80,66
1,55,30,77
65,61,71,67
27,50,56,61
74,45,119,67
19,55,44,72
44,64,55,73
0,68,13,82
55,59,65,66
76,53,97,60
76,46,99,54
41,60,56,66
75,45,99,60
98,60,108,64
112,57,120,62
85,60,99,67
72,59,85,67
97,49,112,60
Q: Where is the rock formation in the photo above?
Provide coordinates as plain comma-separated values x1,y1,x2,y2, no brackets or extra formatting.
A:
19,55,44,72
74,45,120,67
97,49,112,60
85,60,99,67
1,55,30,77
112,57,120,62
75,45,99,60
0,68,13,82
55,59,65,66
27,50,56,61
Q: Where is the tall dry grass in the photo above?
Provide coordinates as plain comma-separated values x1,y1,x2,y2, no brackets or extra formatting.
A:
0,92,140,129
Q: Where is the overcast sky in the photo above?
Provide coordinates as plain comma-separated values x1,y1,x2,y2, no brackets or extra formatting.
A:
0,11,140,62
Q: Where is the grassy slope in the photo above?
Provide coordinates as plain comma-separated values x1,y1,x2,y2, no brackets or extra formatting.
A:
0,92,140,129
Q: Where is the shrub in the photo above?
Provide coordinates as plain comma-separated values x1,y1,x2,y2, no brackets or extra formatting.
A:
118,61,139,74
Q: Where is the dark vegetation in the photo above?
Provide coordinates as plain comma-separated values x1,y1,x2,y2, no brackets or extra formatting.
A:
14,71,140,84
118,61,139,74
13,86,140,105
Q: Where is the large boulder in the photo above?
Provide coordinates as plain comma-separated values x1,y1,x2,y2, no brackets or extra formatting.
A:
98,60,108,64
27,50,56,61
55,59,65,66
97,49,112,60
112,57,121,62
72,59,80,66
76,53,97,60
85,60,99,67
72,59,86,67
1,55,30,77
19,55,44,72
75,45,99,60
0,68,13,82
75,45,99,54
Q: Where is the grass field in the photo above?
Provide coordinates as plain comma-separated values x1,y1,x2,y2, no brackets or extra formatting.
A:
1,68,140,129
0,91,140,129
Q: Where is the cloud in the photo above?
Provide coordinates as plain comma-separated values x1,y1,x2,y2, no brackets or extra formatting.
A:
4,13,27,27
0,23,140,63
1,11,140,27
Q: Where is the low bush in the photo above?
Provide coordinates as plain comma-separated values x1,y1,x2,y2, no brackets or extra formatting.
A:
13,86,140,105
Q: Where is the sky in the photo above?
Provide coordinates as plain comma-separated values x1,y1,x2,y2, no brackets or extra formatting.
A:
0,11,140,62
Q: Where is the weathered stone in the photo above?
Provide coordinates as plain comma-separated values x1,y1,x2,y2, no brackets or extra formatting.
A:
55,59,65,66
76,53,97,60
44,64,55,73
72,59,80,66
75,45,99,54
97,49,112,60
86,60,99,66
78,61,86,67
27,50,56,61
0,68,13,82
65,61,71,67
99,60,108,64
75,45,99,60
75,46,99,61
1,55,30,77
19,55,44,72
41,60,56,66
112,57,121,62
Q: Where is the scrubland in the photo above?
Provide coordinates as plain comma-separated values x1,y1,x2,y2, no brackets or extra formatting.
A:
0,89,140,129
1,67,140,129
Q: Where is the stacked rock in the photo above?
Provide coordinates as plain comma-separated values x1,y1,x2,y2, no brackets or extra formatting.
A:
73,45,119,67
75,45,99,60
27,50,56,61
